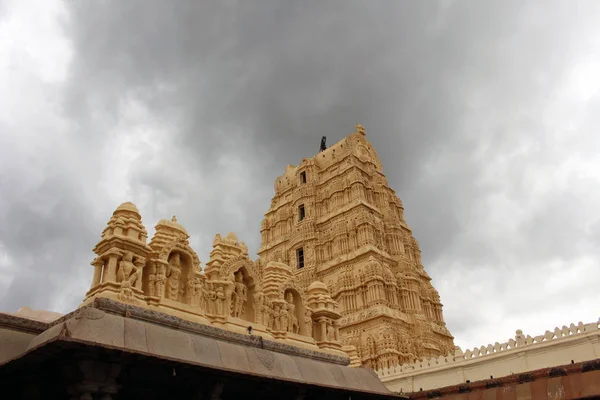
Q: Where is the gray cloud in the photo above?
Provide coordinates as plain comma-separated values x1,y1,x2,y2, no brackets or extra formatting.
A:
1,0,600,350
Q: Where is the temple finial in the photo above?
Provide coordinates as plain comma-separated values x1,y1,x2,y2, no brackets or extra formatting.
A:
355,124,366,135
172,215,177,222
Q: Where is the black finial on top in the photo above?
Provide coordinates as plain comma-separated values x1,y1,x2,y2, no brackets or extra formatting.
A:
320,136,327,152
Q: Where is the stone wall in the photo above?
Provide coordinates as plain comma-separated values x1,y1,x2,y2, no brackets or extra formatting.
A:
407,359,600,400
377,319,600,393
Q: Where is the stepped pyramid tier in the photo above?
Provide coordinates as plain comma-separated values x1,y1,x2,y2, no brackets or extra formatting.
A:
257,124,455,370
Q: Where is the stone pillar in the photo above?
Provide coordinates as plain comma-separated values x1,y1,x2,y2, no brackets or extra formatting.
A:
91,258,104,288
134,259,145,290
319,317,327,341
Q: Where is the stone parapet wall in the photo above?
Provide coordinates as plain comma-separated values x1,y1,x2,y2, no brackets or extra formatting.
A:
407,359,600,400
377,319,600,393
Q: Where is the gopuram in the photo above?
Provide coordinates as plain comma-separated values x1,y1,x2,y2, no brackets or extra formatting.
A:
258,124,454,369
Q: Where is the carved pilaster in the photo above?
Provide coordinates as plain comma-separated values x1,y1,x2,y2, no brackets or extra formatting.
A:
90,257,104,288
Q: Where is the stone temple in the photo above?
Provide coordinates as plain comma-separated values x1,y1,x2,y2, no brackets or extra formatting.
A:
2,124,599,399
0,124,411,399
258,124,454,369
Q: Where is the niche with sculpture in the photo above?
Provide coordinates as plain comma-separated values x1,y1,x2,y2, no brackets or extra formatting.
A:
144,248,205,311
283,288,306,336
229,267,256,323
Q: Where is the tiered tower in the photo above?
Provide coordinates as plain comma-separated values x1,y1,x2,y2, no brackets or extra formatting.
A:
257,125,454,370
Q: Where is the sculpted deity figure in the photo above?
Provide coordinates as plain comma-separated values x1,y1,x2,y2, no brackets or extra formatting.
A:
148,262,157,297
263,297,273,327
216,285,226,315
332,319,340,341
327,320,336,341
186,276,204,307
272,304,281,331
117,252,135,283
166,253,182,301
279,303,289,333
253,291,264,324
167,267,181,301
205,287,217,315
231,272,247,318
155,263,167,298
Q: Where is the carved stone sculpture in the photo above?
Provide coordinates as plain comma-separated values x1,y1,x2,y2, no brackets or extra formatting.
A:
165,253,183,301
231,272,247,318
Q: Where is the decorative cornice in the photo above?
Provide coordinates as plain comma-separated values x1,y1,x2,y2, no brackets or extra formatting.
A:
0,313,49,334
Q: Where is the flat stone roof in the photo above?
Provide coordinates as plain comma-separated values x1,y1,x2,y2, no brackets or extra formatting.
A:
0,298,400,398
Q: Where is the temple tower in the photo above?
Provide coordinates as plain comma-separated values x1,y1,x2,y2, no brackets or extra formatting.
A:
258,125,454,369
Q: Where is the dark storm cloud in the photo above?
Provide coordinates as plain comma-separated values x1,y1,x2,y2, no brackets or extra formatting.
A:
63,0,598,261
2,0,600,348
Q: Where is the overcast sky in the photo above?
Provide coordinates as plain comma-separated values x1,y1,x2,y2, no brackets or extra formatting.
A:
1,0,599,352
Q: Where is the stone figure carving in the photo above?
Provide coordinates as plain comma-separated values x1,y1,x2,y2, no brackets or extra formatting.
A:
167,270,181,301
116,252,135,284
304,309,313,337
155,263,167,298
262,297,273,327
216,285,226,315
166,253,182,301
272,304,281,331
205,288,217,315
147,262,157,297
187,276,204,307
232,272,248,318
116,252,145,303
253,291,264,324
327,320,336,341
284,292,300,333
280,303,289,332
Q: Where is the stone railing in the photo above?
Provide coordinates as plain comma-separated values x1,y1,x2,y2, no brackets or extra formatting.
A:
377,319,600,380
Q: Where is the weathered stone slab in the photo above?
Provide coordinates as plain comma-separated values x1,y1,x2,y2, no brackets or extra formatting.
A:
145,323,195,363
190,335,224,369
342,366,377,392
246,347,286,379
295,356,336,387
26,322,63,351
124,318,148,352
217,340,251,373
66,308,125,348
329,363,351,388
275,352,304,382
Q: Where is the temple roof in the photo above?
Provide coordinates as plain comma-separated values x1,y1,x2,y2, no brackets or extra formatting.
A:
0,298,398,398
